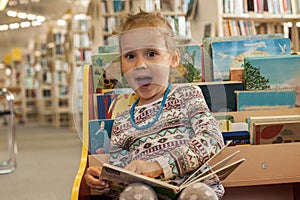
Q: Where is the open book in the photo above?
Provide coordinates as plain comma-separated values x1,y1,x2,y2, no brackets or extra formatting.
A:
99,142,245,199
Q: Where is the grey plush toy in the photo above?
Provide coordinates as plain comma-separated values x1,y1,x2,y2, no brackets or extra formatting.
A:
119,183,158,200
178,182,218,200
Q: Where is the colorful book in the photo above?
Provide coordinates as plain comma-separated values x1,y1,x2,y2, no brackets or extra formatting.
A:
236,90,297,111
94,89,136,119
202,34,284,81
244,55,300,106
89,119,114,154
98,143,245,199
248,115,300,144
173,44,203,83
211,37,291,81
91,53,124,93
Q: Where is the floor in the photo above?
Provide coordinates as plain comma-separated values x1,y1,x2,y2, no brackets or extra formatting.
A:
0,123,82,200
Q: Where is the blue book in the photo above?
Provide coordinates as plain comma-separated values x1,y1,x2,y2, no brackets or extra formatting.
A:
89,119,114,154
211,38,291,81
236,90,297,111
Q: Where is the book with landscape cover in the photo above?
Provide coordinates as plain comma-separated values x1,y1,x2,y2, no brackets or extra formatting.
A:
99,143,245,199
211,37,291,81
202,34,284,81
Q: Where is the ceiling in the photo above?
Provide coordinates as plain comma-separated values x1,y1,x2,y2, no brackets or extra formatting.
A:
0,0,78,60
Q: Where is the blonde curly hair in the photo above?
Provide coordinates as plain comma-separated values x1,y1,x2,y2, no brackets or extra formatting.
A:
119,9,176,51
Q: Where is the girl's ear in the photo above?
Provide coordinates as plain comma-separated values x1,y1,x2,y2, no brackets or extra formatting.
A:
170,49,180,68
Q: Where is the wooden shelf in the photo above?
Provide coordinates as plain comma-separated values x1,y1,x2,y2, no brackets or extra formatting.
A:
221,142,300,187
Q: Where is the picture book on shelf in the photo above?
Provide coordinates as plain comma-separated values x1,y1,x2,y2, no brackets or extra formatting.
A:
94,89,136,119
98,143,245,199
248,115,300,144
202,34,284,81
236,90,297,111
91,53,124,93
244,55,300,106
211,38,291,80
174,44,203,83
89,119,114,154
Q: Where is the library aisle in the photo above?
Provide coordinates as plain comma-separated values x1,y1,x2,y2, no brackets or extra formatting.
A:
0,124,81,200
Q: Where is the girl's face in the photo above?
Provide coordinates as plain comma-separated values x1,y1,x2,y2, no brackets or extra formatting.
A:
120,28,179,105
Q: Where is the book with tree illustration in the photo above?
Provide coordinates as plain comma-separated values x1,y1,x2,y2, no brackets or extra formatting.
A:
99,143,245,199
244,55,300,106
173,44,202,83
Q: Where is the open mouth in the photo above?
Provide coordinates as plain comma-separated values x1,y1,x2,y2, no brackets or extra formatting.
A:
135,76,153,88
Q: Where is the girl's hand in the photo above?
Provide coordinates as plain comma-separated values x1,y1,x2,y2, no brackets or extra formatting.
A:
125,160,163,178
84,166,110,189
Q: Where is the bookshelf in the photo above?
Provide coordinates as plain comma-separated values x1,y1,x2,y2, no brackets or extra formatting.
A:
71,65,300,200
195,0,300,52
66,13,92,130
20,55,39,124
32,35,55,126
87,0,196,46
46,25,72,127
9,58,24,124
213,107,300,199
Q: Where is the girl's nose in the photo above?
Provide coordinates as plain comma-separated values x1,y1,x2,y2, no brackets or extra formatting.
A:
135,56,147,69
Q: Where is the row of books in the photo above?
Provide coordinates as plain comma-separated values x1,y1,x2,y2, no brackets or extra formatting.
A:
222,19,257,37
218,113,300,145
224,0,300,15
71,18,91,33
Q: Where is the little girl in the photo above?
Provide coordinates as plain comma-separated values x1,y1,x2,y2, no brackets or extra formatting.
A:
85,10,225,200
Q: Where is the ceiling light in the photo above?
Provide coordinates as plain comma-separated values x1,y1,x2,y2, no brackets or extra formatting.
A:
287,22,293,28
17,12,27,19
27,14,36,20
32,21,41,26
9,23,20,30
5,68,12,76
36,15,45,22
0,0,9,11
0,24,9,31
7,10,18,17
57,19,66,26
20,21,31,28
74,14,87,20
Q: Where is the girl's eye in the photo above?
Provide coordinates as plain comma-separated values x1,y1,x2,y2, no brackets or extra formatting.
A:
147,51,157,57
125,53,135,59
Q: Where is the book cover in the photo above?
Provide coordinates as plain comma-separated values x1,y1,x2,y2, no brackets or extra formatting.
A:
89,119,114,154
244,55,300,106
254,122,300,145
91,53,122,93
236,90,297,111
211,37,291,81
99,145,245,199
248,115,300,144
94,90,136,119
172,44,203,83
202,34,284,81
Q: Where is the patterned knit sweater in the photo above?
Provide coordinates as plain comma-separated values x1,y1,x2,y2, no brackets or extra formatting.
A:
109,84,225,183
